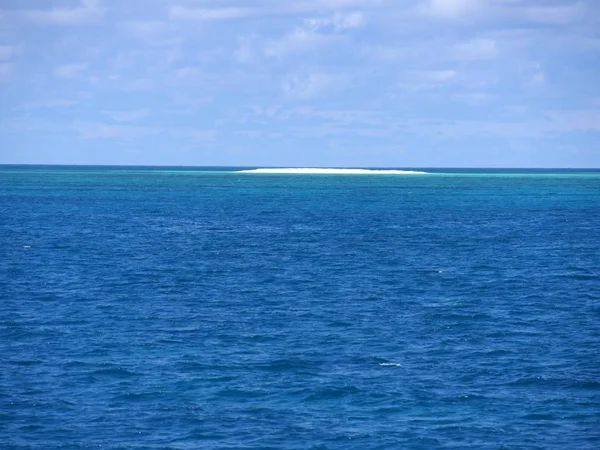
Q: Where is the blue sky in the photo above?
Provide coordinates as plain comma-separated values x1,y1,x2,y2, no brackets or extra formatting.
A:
0,0,599,167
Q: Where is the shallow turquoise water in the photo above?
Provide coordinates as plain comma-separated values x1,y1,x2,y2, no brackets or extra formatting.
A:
1,166,599,449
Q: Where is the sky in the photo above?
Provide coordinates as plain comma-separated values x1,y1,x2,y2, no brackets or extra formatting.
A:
0,0,599,167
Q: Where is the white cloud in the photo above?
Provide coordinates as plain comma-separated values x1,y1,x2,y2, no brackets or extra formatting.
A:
422,70,457,83
362,45,406,62
104,109,150,123
118,21,184,49
265,29,336,58
169,6,254,21
170,95,212,114
530,72,545,86
234,37,257,63
24,0,104,26
249,105,283,118
176,67,201,79
453,91,495,105
454,38,497,60
169,0,379,20
265,11,360,59
121,21,163,38
420,0,590,28
291,0,381,13
276,106,383,127
398,69,459,93
520,62,545,87
283,72,348,99
54,63,87,78
124,78,155,91
305,12,365,31
423,0,482,20
2,0,599,167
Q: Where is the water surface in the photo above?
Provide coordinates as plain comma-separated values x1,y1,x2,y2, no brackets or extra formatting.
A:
1,166,599,449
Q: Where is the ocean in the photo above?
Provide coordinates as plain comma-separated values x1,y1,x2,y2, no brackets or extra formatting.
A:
1,166,599,449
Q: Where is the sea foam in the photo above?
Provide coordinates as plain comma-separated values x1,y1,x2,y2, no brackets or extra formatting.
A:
237,168,427,174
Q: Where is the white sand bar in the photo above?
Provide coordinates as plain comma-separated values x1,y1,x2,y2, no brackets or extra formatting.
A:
237,168,427,174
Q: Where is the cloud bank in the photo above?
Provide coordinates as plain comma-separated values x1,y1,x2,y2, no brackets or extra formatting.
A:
0,0,599,167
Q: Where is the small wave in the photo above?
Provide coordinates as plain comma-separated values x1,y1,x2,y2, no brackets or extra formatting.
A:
90,367,136,378
379,362,402,367
237,168,427,174
305,386,361,401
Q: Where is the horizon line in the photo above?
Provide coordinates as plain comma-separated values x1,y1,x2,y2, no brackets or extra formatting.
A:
1,164,599,170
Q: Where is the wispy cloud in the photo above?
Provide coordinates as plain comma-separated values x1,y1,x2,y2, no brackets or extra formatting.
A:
234,36,258,63
421,0,483,21
1,0,599,167
304,12,365,31
169,0,379,20
452,91,495,105
422,70,457,83
289,0,383,13
118,21,182,47
361,45,406,62
24,0,104,26
54,63,88,78
104,109,150,123
282,72,349,99
169,6,255,21
419,0,589,28
265,29,338,58
520,62,545,87
264,12,361,59
454,38,497,60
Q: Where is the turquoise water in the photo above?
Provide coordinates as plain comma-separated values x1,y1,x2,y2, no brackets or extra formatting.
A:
1,166,599,449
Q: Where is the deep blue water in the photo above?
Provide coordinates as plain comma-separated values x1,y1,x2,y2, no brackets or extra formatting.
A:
1,166,599,449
